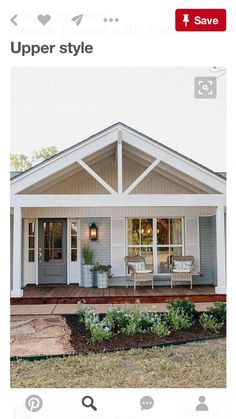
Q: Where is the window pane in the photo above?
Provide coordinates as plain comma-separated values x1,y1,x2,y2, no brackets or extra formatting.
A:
128,219,140,245
54,236,62,249
28,222,35,235
44,235,51,249
157,247,171,273
71,235,77,249
141,219,153,245
128,247,140,257
71,249,77,262
28,250,35,262
140,247,153,267
53,250,62,261
157,219,169,245
170,219,182,244
44,249,50,262
29,236,35,249
71,222,77,235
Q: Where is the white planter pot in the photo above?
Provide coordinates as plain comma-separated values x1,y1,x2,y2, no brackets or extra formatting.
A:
81,264,94,288
97,272,109,289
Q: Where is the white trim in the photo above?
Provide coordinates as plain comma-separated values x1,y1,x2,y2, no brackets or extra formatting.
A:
11,194,225,208
123,127,226,193
77,159,117,195
35,219,38,285
215,287,226,294
67,218,70,285
11,125,226,195
12,206,23,298
216,205,226,293
11,128,118,194
117,137,123,195
124,159,160,195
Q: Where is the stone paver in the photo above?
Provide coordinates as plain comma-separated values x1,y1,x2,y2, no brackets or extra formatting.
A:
11,304,56,316
11,315,73,357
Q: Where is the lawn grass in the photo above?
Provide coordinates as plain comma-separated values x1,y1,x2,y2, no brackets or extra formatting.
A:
11,338,226,388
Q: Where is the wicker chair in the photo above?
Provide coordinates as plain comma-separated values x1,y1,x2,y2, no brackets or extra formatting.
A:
171,255,194,289
124,256,154,290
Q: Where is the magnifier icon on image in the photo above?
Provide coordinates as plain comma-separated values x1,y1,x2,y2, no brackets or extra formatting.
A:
82,396,97,411
202,84,209,91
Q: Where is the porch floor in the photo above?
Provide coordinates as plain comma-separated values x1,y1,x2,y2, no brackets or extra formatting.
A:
11,285,226,305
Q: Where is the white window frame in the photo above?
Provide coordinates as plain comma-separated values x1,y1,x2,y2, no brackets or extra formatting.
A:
126,217,185,276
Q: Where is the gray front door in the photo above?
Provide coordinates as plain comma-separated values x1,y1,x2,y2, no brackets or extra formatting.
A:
38,219,67,284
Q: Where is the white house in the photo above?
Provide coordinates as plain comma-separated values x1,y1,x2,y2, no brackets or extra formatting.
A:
10,122,226,298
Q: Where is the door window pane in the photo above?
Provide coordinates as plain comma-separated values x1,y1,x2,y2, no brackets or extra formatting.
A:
28,222,35,262
157,247,171,273
71,221,78,262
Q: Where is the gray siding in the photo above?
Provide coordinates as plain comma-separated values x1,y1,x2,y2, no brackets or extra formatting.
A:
199,216,217,284
80,217,111,265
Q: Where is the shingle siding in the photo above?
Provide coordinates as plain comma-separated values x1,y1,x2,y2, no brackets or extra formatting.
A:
199,216,217,284
80,217,111,265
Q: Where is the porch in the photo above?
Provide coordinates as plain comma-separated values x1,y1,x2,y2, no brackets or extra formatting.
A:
11,284,226,305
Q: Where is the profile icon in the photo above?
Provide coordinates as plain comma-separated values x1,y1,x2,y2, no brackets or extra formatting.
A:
196,396,208,411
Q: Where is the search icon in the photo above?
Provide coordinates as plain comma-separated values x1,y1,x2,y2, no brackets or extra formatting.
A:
202,84,209,91
82,396,97,411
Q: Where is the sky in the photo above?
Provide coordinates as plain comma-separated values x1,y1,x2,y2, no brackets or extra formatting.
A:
11,67,226,172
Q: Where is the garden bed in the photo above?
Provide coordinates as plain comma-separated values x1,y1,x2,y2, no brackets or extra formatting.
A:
64,314,226,354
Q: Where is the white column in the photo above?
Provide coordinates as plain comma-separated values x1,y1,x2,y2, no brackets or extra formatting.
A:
215,205,226,294
11,206,23,297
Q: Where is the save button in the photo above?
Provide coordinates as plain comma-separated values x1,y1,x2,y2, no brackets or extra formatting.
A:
175,9,226,31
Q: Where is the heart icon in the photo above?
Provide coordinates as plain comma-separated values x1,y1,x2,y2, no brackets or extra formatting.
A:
38,14,51,25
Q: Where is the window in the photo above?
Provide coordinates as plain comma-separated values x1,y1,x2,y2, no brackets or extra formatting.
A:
71,222,78,262
157,218,183,273
28,222,35,262
127,218,184,274
127,218,153,266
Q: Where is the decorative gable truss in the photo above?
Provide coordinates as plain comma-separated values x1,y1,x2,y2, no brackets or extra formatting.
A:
11,123,226,206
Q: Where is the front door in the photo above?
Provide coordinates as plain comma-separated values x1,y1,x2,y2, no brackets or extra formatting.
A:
38,219,67,284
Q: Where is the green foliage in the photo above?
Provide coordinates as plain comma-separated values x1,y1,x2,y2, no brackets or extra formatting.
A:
77,305,111,342
105,306,142,335
153,321,171,338
10,146,58,171
10,154,32,171
208,302,226,323
167,298,197,319
31,146,58,164
199,313,223,333
165,307,192,332
81,246,94,265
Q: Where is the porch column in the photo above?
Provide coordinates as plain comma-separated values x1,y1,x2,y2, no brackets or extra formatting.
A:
215,205,226,294
11,206,23,297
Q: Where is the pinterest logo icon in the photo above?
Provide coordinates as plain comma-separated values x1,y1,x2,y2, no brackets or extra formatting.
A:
25,395,43,412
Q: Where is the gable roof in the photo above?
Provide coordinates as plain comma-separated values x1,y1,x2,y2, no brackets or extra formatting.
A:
10,122,226,195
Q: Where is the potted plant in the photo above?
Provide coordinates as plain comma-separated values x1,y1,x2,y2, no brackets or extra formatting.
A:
96,265,112,289
81,246,94,288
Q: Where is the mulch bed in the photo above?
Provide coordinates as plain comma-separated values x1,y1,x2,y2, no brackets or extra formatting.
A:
64,315,226,354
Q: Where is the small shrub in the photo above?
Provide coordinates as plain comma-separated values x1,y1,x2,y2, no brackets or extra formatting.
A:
199,313,223,333
153,321,171,338
139,312,162,331
165,307,192,331
77,305,111,342
208,302,226,323
168,298,197,319
89,323,111,343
